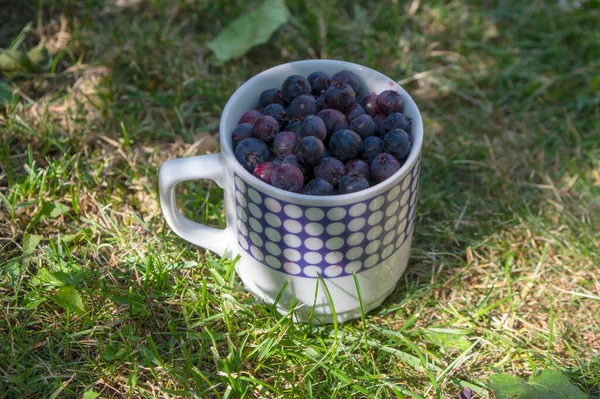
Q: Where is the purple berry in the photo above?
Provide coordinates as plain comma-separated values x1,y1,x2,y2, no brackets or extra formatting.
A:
339,173,370,194
234,138,270,173
253,162,278,183
325,82,355,111
285,119,302,133
307,71,330,96
362,136,384,164
315,92,327,110
348,114,377,139
384,129,412,160
361,93,378,116
297,115,327,140
331,70,361,94
345,159,371,182
376,90,403,115
317,109,348,136
272,157,283,166
239,110,262,124
231,123,253,149
259,88,284,108
329,129,363,161
273,131,298,159
297,136,325,166
314,157,345,187
304,178,334,196
281,75,311,104
370,153,401,184
346,103,366,122
287,95,317,119
271,163,304,193
384,112,412,133
282,154,308,175
373,113,387,137
263,103,287,127
252,115,279,144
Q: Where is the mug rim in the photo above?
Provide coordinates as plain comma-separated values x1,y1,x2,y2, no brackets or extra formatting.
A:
220,59,423,205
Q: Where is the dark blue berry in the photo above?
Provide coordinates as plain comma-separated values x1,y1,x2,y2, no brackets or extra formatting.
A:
285,119,302,133
297,115,327,140
252,115,279,143
339,173,370,194
304,178,334,195
325,82,355,111
281,75,311,104
361,93,378,116
317,109,348,136
331,70,361,94
376,90,403,115
371,153,401,184
273,131,298,159
315,92,327,110
345,159,371,182
373,113,387,137
384,112,412,133
253,162,278,184
346,103,366,122
282,154,308,175
259,88,284,108
384,129,412,160
271,163,304,192
348,114,377,139
307,71,330,96
235,138,270,173
362,136,384,164
239,110,262,124
263,103,287,127
329,129,362,161
314,157,345,187
231,123,253,149
297,136,325,166
287,95,317,119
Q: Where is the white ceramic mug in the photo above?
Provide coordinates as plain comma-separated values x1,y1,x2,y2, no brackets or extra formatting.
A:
159,60,423,324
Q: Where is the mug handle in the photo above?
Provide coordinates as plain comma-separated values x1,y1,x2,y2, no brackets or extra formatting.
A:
158,153,235,257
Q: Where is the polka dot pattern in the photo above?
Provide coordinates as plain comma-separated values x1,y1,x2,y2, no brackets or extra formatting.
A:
233,154,421,278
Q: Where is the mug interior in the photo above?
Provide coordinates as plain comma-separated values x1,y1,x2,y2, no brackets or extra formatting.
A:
220,60,423,205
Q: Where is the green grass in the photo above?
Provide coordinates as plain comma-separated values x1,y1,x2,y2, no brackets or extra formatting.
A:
1,0,599,398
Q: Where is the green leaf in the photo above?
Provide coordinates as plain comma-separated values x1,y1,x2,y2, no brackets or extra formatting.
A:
206,0,290,62
489,369,588,399
52,285,85,315
21,234,42,267
4,260,21,285
32,268,67,287
81,391,100,399
0,81,13,104
424,328,472,352
27,201,70,230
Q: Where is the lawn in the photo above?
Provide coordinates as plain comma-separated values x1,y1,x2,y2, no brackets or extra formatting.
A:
1,0,599,398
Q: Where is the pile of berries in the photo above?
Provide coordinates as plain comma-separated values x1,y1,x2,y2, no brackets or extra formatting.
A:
232,70,412,195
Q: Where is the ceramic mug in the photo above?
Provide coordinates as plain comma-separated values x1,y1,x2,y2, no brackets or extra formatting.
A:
159,60,423,324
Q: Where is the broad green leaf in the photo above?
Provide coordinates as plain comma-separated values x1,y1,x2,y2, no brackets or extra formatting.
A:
489,369,588,399
27,201,70,230
424,328,472,352
4,260,21,285
0,81,13,104
32,268,68,287
530,369,588,398
206,0,290,62
23,291,47,309
52,285,85,315
21,234,42,267
82,391,100,399
102,344,120,361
